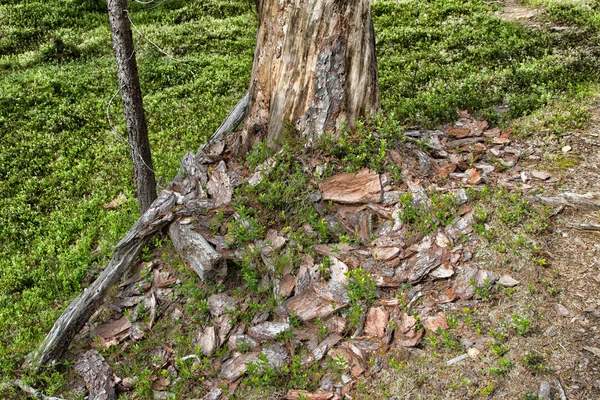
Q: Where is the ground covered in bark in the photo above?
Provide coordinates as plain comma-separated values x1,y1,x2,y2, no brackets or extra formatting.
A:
2,0,600,399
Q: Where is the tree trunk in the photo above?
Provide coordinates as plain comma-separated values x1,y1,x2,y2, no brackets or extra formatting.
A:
234,0,380,155
108,0,157,213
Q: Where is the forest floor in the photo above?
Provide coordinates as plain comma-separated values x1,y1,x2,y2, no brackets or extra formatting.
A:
361,3,600,399
2,0,600,399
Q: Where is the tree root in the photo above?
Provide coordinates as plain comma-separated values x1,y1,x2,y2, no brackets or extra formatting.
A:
565,222,600,231
25,93,249,372
531,192,600,209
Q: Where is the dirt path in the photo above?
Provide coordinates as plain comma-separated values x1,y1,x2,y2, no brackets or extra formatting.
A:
499,0,542,27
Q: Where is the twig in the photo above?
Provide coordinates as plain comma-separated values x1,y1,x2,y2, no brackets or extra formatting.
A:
180,354,202,363
549,204,565,218
531,192,600,209
126,11,192,63
555,378,567,400
565,222,600,231
11,379,65,400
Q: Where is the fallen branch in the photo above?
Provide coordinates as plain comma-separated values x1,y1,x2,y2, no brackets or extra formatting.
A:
25,94,249,372
565,222,600,231
196,92,249,162
9,379,65,400
531,192,600,209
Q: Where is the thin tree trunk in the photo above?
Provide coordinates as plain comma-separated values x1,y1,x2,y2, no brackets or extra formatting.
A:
108,0,157,213
234,0,380,154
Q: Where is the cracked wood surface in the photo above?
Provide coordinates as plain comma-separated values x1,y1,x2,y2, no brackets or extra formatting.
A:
236,0,380,154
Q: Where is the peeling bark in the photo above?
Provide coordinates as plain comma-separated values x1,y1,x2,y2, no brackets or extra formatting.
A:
235,0,380,154
74,350,117,400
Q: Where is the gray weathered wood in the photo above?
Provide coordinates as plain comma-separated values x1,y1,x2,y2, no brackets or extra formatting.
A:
26,93,248,371
566,222,600,231
9,380,65,400
532,192,600,209
25,191,176,371
197,92,249,161
168,220,226,280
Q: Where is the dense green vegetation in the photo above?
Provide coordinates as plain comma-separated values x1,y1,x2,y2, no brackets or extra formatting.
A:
1,0,598,389
0,0,255,375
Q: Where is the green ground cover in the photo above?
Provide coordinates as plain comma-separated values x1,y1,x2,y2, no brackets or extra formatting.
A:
0,0,598,389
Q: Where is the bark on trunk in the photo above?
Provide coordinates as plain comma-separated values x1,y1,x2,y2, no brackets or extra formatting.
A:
108,0,157,213
235,0,380,154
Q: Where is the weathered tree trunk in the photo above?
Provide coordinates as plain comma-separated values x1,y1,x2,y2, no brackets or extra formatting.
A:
108,0,157,213
234,0,380,154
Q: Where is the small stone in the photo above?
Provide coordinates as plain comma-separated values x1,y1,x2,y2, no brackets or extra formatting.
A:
539,381,551,400
562,145,572,153
498,274,520,287
467,348,481,359
543,326,556,337
555,303,570,317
